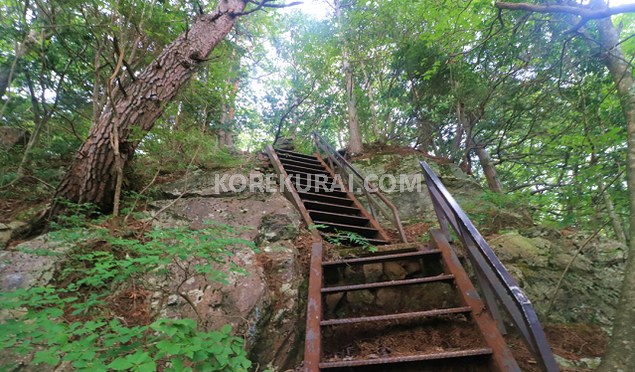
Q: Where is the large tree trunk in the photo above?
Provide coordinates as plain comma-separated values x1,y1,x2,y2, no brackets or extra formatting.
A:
342,47,363,154
475,144,504,193
50,0,246,216
336,0,363,154
594,14,635,372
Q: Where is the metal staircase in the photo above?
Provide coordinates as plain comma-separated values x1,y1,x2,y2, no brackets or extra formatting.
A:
265,134,558,372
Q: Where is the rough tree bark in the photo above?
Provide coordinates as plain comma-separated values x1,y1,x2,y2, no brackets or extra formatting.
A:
496,1,635,369
50,0,246,216
475,144,504,193
342,47,363,154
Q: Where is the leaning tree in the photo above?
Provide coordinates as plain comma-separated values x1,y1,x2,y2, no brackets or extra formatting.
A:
49,0,291,217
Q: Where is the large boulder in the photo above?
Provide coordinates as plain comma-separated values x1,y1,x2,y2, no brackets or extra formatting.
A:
1,167,307,370
489,233,550,268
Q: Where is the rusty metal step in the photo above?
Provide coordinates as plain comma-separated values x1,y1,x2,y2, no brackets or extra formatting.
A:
290,175,336,186
295,185,349,198
320,306,473,326
283,164,331,175
322,249,440,267
319,348,493,369
303,200,361,215
308,210,370,226
274,148,318,160
313,220,382,239
288,170,335,180
290,172,334,180
280,157,327,170
277,153,322,165
299,191,355,205
321,274,455,293
292,178,346,191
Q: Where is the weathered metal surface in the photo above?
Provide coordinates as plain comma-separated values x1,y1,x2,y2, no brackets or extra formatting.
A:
304,242,324,372
322,248,440,267
312,132,408,243
271,146,539,371
321,274,455,293
421,161,558,372
431,229,520,372
320,306,472,326
318,348,494,369
313,149,393,243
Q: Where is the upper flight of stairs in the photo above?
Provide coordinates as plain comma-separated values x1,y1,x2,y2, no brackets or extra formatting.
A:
265,145,556,372
267,147,391,246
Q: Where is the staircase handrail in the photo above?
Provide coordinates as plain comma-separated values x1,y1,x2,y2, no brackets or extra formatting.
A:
420,161,558,372
311,132,408,243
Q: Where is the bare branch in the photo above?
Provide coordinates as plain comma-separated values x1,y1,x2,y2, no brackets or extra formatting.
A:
495,1,635,19
232,0,303,17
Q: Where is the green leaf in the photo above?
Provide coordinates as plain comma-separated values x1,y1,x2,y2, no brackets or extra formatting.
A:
108,357,133,370
33,349,60,365
156,339,181,355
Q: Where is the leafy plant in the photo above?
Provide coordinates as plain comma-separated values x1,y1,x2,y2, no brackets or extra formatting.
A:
0,218,256,371
325,229,377,252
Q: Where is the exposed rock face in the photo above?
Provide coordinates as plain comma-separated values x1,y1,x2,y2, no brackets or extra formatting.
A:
354,153,623,327
158,169,268,199
149,174,304,368
489,227,624,326
352,153,531,231
353,154,437,223
0,234,73,292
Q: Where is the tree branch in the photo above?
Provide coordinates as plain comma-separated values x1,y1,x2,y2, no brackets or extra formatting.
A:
232,0,303,17
495,2,635,19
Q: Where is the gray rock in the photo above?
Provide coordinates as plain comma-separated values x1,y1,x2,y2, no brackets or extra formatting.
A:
375,288,404,312
0,221,30,249
325,292,344,313
256,213,299,244
347,289,375,306
0,234,73,291
149,183,304,368
489,233,549,267
0,223,10,249
486,230,624,326
159,170,268,199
